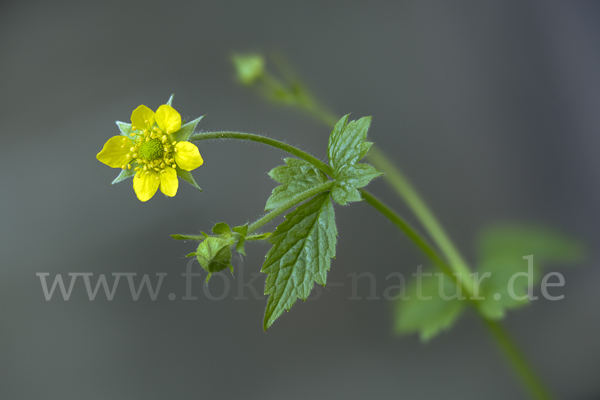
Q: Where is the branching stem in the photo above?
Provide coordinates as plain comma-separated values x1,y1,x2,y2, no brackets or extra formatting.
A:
190,129,554,400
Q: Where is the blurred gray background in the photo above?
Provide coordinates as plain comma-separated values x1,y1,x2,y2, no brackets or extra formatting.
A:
1,0,599,399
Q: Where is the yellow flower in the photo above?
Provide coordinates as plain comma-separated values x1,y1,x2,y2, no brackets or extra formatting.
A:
97,96,204,202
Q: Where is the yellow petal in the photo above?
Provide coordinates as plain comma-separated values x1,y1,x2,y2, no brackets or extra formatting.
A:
155,104,181,134
133,171,160,202
97,136,131,168
131,105,155,130
160,167,179,197
174,142,203,171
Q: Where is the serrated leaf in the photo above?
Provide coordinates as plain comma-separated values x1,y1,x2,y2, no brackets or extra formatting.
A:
395,272,466,342
331,163,383,205
176,167,202,192
327,115,372,172
265,158,329,211
111,167,136,185
474,223,583,319
172,116,204,142
261,192,337,330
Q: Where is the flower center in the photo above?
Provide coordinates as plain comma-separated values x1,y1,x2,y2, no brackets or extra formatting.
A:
119,126,179,180
139,139,163,160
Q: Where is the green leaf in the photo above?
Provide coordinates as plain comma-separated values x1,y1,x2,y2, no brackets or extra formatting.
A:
176,167,202,192
395,272,466,342
331,163,383,205
475,223,584,319
261,192,337,330
325,115,381,205
265,158,329,210
327,115,372,172
166,94,174,106
172,116,204,142
111,167,136,185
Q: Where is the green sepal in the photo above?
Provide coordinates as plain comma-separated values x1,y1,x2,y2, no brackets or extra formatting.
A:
171,233,205,241
265,158,329,211
166,94,174,106
232,224,248,236
212,222,232,235
111,167,136,185
262,192,337,330
196,236,234,275
116,121,138,137
331,163,383,205
395,272,466,342
185,252,196,258
247,232,271,241
176,167,202,192
233,224,249,256
327,115,372,172
172,116,204,143
236,237,246,256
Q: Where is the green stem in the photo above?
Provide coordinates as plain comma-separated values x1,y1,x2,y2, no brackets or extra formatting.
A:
191,128,553,400
362,148,556,400
280,92,556,398
366,146,475,293
248,181,334,233
360,189,555,400
484,319,555,400
190,131,333,176
290,101,476,291
359,189,453,278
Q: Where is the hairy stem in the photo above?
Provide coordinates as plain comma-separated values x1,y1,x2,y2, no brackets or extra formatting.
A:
190,131,333,176
248,181,334,233
191,128,554,400
366,146,476,293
